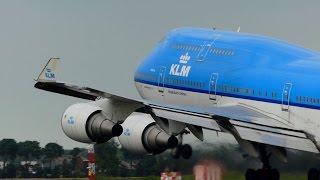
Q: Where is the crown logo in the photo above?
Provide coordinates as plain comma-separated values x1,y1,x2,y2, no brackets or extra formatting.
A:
179,52,191,64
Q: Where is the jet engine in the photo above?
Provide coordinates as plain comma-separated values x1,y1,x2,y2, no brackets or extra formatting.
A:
118,112,178,154
61,102,123,143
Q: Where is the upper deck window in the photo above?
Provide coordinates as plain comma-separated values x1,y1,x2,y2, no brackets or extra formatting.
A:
209,48,235,56
172,44,201,52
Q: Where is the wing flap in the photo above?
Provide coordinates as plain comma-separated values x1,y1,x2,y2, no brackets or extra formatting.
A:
230,120,307,138
146,101,293,130
151,105,221,131
231,121,319,153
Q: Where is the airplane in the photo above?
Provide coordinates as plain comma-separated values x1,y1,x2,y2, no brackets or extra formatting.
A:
35,27,320,180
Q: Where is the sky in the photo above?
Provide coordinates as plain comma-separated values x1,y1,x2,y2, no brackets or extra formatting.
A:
1,0,320,149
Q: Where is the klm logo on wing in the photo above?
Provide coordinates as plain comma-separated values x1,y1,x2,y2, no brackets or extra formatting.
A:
45,68,55,79
169,52,192,77
123,129,131,136
67,116,75,125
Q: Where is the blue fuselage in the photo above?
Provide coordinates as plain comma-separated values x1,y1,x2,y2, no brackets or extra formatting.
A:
134,27,320,110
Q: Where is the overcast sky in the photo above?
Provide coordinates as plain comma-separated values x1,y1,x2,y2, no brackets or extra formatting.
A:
1,0,320,149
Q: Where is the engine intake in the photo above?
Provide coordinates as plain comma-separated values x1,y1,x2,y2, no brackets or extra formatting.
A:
118,112,178,154
62,102,123,143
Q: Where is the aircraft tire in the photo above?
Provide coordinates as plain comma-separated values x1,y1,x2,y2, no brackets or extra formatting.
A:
245,169,256,180
308,168,319,180
181,144,192,159
270,169,280,180
256,169,267,180
247,168,279,180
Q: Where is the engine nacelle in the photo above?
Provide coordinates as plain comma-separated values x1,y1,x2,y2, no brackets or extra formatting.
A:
118,112,178,154
62,101,123,143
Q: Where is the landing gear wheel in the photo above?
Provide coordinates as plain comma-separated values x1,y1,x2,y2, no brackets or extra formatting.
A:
250,169,279,180
245,169,256,180
256,169,266,180
270,169,280,180
245,145,280,180
308,168,319,180
181,144,192,159
171,144,192,159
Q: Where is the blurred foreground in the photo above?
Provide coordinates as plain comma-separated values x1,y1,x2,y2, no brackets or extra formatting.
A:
96,172,306,180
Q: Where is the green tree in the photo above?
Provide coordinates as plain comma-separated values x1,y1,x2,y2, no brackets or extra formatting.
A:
135,155,158,176
61,159,72,177
0,139,18,178
17,141,41,178
17,141,41,162
43,142,63,170
121,148,144,176
69,147,85,177
5,164,16,178
95,140,120,176
70,147,81,157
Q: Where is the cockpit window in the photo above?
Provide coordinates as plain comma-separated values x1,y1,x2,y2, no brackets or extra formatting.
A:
158,36,166,44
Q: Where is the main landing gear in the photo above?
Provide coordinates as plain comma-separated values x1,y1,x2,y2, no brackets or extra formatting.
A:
308,168,320,180
170,133,192,159
245,145,280,180
171,144,192,159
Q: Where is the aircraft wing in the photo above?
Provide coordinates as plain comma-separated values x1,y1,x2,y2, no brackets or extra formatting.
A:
147,102,319,153
35,58,320,154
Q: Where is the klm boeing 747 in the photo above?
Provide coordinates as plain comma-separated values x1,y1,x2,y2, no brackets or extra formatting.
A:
35,27,320,180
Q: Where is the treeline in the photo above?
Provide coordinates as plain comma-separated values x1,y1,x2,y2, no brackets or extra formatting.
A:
0,139,87,178
1,138,320,178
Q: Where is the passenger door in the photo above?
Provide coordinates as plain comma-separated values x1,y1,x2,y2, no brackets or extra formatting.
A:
158,66,166,93
209,73,219,101
282,83,292,111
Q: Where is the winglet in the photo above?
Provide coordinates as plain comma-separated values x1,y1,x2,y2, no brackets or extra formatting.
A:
35,58,60,82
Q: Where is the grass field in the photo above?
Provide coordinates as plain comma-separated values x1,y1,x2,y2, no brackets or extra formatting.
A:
97,172,307,180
